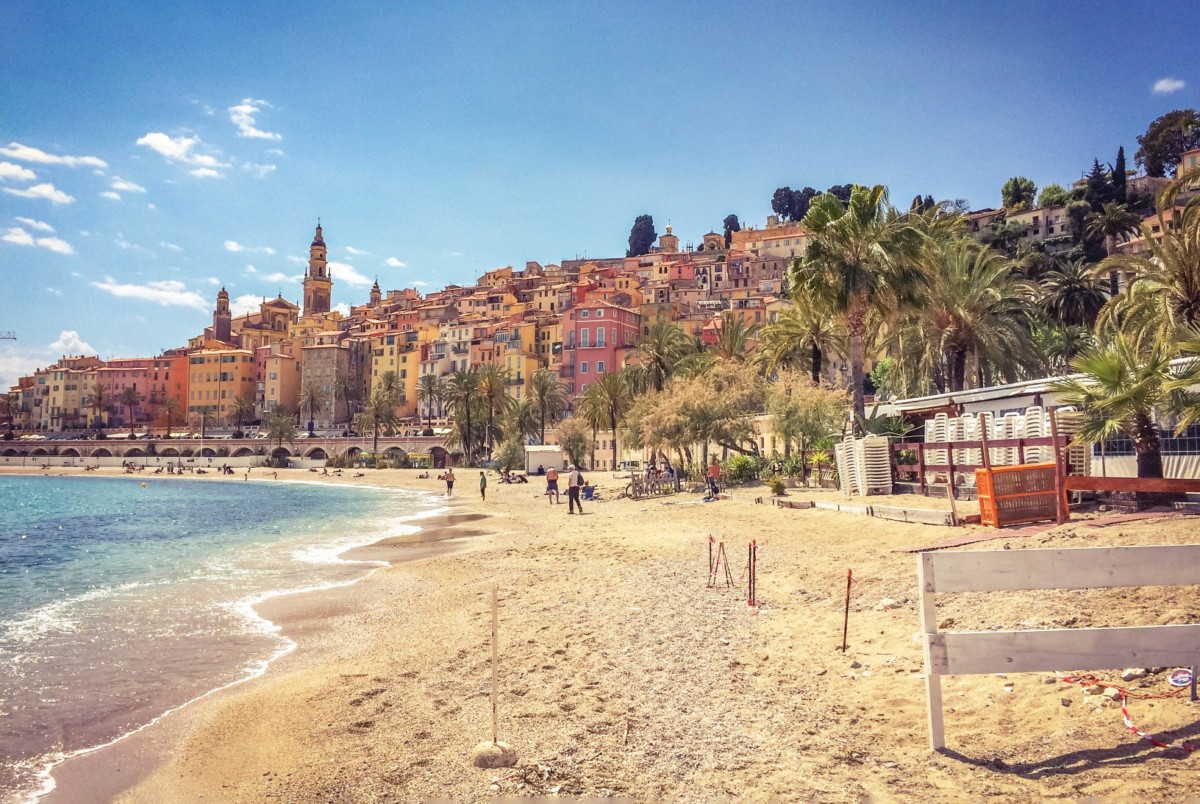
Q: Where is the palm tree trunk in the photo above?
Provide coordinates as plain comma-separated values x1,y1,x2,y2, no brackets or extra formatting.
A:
610,413,618,470
847,300,868,420
949,349,967,393
539,406,546,445
1133,412,1164,479
811,343,822,385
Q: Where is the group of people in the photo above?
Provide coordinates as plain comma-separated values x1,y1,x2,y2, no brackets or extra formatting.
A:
543,464,588,513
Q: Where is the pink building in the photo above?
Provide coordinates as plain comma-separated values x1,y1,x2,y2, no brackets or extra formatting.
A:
98,355,188,429
559,299,640,396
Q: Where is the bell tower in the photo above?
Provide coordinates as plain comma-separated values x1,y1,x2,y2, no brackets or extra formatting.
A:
302,221,332,315
370,277,382,306
213,286,232,343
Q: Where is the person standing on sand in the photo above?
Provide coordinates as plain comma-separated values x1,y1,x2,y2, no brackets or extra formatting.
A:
479,471,487,501
566,464,584,514
444,467,455,497
545,466,559,504
707,457,721,498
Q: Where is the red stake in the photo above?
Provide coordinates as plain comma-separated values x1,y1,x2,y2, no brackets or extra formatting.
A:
841,569,853,652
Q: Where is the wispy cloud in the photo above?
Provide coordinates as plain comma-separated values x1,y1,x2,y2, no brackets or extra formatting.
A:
1153,77,1186,94
385,257,406,267
190,167,223,178
242,162,276,179
224,240,276,254
136,132,228,176
328,261,373,287
286,255,306,264
2,226,75,254
15,217,53,232
267,148,284,156
244,264,257,273
113,235,152,254
0,142,107,169
101,191,122,201
46,287,62,296
228,98,282,140
412,280,430,287
111,176,146,193
230,294,266,316
262,271,302,283
0,161,36,182
346,246,370,256
160,241,184,252
3,183,75,204
90,276,210,312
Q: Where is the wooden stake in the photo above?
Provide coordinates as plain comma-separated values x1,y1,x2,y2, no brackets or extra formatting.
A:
491,585,498,745
1048,409,1067,525
841,569,853,652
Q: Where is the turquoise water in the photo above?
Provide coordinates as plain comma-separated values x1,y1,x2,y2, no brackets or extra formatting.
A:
0,475,442,803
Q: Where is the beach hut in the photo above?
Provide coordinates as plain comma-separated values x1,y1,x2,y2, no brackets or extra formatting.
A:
524,445,565,475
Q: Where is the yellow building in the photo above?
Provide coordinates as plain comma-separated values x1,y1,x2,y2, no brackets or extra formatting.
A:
187,348,257,427
369,332,421,418
262,352,301,414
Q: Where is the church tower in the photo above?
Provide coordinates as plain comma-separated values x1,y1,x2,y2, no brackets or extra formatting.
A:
213,286,232,343
369,278,382,306
302,222,332,315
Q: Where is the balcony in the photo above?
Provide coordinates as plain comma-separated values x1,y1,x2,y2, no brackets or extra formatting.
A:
506,377,525,386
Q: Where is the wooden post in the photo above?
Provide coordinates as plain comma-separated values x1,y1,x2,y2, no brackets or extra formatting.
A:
491,585,499,745
979,423,992,472
917,442,927,496
1048,410,1067,525
918,556,945,750
946,441,959,526
841,569,852,652
1016,438,1026,466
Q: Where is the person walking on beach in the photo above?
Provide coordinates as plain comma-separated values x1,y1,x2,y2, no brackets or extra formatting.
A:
566,464,585,514
707,457,721,499
445,467,455,497
545,465,560,504
479,470,487,501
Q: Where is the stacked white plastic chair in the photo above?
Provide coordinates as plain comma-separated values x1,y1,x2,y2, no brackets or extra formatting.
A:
926,413,949,486
835,440,858,495
1001,412,1022,466
858,435,893,495
1052,407,1090,476
1022,406,1046,463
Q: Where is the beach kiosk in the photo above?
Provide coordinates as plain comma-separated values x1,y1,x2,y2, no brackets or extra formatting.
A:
524,445,565,475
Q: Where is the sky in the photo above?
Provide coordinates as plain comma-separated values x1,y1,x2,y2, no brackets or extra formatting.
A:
2,0,1198,388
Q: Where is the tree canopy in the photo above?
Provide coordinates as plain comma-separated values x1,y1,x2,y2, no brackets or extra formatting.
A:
722,214,741,247
1135,108,1200,178
1001,176,1037,210
627,214,657,257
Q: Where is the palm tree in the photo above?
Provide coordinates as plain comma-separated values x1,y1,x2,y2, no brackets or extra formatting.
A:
502,398,539,445
1096,169,1200,346
121,386,143,436
263,407,298,465
444,369,480,465
195,404,216,439
354,387,400,461
632,316,691,393
230,394,256,435
1040,258,1109,328
592,370,635,469
1049,334,1183,479
84,382,111,430
793,184,924,417
915,240,1040,392
1036,325,1096,374
161,397,182,438
528,367,568,444
1085,201,1141,296
376,370,402,405
1,390,19,437
297,381,329,434
415,373,445,434
333,373,360,427
755,296,844,382
575,383,606,470
710,310,757,362
476,364,513,459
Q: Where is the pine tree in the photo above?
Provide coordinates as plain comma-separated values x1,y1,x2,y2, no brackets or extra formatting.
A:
1112,146,1127,204
626,215,656,257
1084,159,1114,211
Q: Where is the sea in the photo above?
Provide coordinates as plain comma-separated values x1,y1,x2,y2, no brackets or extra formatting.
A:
0,475,444,803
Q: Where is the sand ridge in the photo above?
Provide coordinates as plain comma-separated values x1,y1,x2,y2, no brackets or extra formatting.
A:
18,465,1200,802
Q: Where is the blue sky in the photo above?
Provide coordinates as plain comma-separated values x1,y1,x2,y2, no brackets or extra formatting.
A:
2,0,1197,388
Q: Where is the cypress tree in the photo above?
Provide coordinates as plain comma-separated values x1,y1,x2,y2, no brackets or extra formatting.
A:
1112,146,1127,204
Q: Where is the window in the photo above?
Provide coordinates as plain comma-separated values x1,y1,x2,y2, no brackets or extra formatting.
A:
580,328,589,348
597,328,605,347
581,310,590,318
597,360,605,373
580,362,589,374
596,309,604,318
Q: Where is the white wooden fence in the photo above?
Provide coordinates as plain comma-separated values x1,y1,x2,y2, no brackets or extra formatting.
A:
919,545,1200,750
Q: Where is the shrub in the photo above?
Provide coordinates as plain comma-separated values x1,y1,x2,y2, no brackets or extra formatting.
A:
725,454,759,485
767,476,787,496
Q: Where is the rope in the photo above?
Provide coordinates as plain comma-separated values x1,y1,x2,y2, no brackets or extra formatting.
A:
1059,673,1196,753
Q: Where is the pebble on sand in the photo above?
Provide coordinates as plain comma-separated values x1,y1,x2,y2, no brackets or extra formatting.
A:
472,741,517,768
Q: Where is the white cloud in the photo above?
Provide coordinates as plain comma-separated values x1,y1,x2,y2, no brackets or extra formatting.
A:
242,162,276,179
90,276,210,312
2,226,75,254
147,203,156,210
328,261,373,287
245,264,257,273
224,240,275,254
15,217,53,232
46,287,62,296
1153,77,1186,94
267,148,284,156
207,277,221,285
49,330,97,354
333,302,351,316
230,294,265,316
286,255,306,264
346,246,370,256
101,191,121,200
136,132,227,171
228,98,281,140
262,271,302,283
160,241,183,252
448,251,464,257
111,176,146,193
385,257,406,267
189,167,223,178
0,161,36,182
3,182,75,204
412,280,430,287
0,142,107,169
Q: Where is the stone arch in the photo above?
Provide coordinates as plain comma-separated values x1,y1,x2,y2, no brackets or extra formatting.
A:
159,447,180,457
2,447,20,456
270,446,292,467
125,447,145,457
384,447,405,460
430,446,448,469
232,447,254,457
200,447,216,458
178,447,195,457
31,447,49,456
92,448,112,458
344,446,361,459
60,447,80,457
304,447,328,460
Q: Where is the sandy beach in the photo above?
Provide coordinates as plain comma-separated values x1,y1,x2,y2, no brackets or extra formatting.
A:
10,465,1200,803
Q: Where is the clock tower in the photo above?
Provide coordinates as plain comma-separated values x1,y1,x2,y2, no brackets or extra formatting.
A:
302,222,332,315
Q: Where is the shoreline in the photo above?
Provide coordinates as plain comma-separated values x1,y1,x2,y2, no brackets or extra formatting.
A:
0,467,474,804
9,466,1200,802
